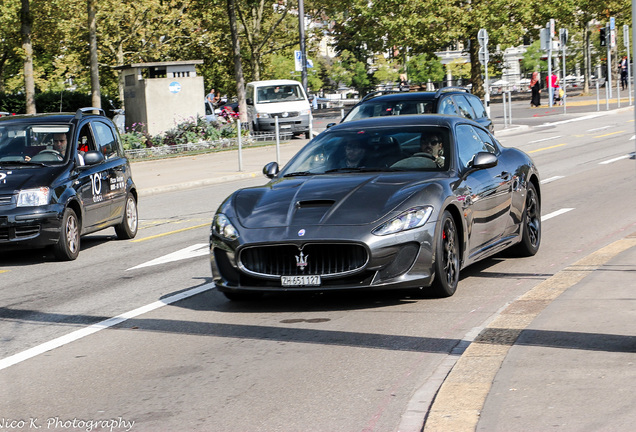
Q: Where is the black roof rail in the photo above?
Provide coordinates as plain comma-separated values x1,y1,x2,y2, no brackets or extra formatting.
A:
75,107,106,119
434,86,470,98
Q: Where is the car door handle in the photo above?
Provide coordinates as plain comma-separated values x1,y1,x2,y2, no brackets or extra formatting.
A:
496,171,511,181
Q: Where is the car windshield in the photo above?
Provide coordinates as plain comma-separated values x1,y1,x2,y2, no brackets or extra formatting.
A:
343,99,435,122
0,123,72,165
256,84,305,103
280,125,451,176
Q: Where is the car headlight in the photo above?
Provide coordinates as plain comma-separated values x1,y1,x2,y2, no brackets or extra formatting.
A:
17,187,50,207
212,214,239,240
373,206,433,236
256,113,270,118
300,109,311,116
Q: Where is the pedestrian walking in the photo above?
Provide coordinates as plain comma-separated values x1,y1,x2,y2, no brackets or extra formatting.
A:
529,72,541,107
619,56,628,90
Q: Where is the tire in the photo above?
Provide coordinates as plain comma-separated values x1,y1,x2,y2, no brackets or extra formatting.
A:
431,210,460,298
513,182,541,256
304,130,311,139
53,208,80,261
115,193,138,239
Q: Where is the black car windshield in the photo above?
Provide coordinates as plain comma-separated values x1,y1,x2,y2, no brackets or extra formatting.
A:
0,123,72,165
343,99,434,122
280,125,451,176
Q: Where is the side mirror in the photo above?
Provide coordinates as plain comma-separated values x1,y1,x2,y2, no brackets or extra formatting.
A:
326,123,336,129
471,152,498,170
263,161,279,179
246,98,253,106
82,150,105,166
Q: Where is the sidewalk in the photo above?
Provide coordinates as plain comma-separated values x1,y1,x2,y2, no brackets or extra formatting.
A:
129,94,636,432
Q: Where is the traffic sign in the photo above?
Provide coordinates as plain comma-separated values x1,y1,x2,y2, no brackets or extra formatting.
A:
624,25,630,47
610,17,615,30
478,28,488,47
478,46,489,65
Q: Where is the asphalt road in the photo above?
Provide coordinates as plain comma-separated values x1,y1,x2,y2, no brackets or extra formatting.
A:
0,106,635,431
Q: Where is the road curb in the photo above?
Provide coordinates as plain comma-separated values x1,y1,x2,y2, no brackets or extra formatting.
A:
421,232,636,431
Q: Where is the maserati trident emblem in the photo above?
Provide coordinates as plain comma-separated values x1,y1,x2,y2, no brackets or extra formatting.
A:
295,252,309,271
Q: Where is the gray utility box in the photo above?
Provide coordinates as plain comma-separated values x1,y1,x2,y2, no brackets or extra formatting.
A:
115,60,205,136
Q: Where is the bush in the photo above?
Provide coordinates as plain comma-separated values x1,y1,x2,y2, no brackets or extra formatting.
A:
0,91,120,115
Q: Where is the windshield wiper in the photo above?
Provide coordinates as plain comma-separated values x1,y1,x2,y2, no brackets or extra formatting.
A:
325,167,386,173
0,160,47,167
283,171,315,177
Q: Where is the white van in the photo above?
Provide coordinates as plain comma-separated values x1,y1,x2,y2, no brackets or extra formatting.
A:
245,79,311,138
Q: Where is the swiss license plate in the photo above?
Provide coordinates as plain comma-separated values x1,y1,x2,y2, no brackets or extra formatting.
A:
281,275,321,287
280,124,292,129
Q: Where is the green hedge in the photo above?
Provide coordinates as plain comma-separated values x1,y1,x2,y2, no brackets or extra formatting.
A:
0,91,120,116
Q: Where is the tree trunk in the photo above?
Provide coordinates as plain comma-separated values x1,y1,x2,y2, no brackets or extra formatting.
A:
583,22,591,94
227,0,247,124
20,0,36,114
469,38,484,98
88,0,101,108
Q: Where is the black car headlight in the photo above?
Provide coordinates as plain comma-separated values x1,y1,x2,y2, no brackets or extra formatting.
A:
373,206,433,236
17,187,50,207
212,213,239,240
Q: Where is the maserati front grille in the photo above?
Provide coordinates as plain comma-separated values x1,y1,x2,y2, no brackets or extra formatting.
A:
239,243,368,277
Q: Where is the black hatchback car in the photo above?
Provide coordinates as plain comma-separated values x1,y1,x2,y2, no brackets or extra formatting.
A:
0,107,138,260
338,87,493,132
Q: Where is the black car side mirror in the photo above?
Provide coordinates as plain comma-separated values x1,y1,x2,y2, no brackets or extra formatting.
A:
82,150,105,166
326,123,336,129
246,98,253,105
263,161,279,178
471,152,498,170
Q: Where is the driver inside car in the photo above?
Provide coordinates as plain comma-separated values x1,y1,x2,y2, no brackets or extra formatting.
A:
25,132,68,162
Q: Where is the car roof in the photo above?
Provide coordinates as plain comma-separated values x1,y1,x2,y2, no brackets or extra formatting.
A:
327,113,480,131
0,108,109,126
360,88,471,103
0,113,75,125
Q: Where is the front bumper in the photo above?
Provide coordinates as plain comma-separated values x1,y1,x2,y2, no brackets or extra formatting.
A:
0,204,64,247
209,223,437,293
254,114,310,133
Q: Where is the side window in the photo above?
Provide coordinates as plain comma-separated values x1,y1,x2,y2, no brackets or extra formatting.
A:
474,128,497,154
438,97,458,115
467,95,488,119
77,124,96,154
453,96,476,120
455,124,490,169
92,121,118,160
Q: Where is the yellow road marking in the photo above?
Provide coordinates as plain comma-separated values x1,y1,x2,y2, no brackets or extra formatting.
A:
0,270,8,274
528,143,567,153
131,223,209,243
595,130,625,138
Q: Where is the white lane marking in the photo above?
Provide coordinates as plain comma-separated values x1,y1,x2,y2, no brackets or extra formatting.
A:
536,113,605,128
542,208,574,222
127,243,209,270
540,176,565,184
630,135,635,140
528,136,562,144
599,154,633,164
587,126,611,132
0,283,215,371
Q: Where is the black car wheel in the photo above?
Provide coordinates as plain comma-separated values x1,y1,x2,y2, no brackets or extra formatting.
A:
53,207,80,261
514,182,541,256
115,193,138,239
431,210,460,297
